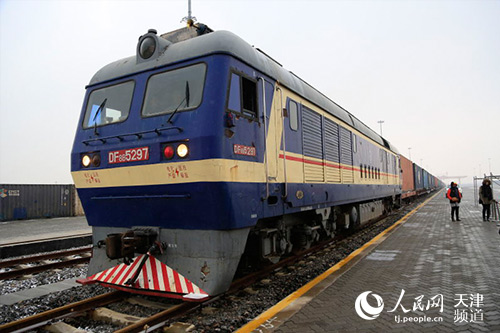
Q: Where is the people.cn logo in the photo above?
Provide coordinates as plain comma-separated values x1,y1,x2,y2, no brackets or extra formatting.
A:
355,291,384,320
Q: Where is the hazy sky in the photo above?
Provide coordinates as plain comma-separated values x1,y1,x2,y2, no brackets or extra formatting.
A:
1,0,499,184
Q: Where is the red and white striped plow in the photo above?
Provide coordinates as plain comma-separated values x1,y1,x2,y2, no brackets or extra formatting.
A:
77,255,209,301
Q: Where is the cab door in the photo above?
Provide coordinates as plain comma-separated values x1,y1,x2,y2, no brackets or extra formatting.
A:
260,78,283,203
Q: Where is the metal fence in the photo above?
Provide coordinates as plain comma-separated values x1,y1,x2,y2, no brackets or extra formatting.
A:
0,184,84,221
473,174,500,206
492,201,500,223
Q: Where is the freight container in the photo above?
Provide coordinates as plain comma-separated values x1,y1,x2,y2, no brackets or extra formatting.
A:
430,175,436,190
400,155,416,199
0,184,76,221
422,169,430,189
413,164,424,192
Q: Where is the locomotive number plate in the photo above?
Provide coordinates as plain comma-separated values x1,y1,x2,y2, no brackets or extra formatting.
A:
108,147,149,164
233,144,256,157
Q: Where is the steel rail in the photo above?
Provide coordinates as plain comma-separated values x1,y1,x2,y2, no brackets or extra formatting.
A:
114,302,197,333
0,257,91,280
0,246,92,269
0,291,125,333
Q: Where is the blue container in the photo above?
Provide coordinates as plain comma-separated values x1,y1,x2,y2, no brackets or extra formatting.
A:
413,164,424,190
422,169,429,189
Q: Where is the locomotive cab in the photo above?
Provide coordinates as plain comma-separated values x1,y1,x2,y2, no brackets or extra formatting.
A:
72,24,262,299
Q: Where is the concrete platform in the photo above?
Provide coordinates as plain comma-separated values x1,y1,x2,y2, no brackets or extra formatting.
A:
0,278,82,306
238,187,500,332
0,216,91,258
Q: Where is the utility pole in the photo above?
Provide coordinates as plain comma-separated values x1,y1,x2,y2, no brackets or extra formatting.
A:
408,147,412,160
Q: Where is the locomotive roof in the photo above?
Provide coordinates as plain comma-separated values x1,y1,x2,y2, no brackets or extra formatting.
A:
89,27,397,152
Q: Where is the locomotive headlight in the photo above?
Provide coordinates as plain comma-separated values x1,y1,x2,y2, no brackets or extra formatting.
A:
82,155,91,168
136,29,171,64
139,36,156,59
177,144,189,158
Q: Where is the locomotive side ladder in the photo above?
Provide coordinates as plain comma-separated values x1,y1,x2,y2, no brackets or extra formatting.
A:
259,77,270,201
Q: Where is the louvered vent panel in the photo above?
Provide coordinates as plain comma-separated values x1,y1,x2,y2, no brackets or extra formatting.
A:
324,119,341,183
339,127,353,183
302,107,324,182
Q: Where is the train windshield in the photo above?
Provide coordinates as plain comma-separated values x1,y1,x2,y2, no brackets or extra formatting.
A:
83,81,135,129
142,63,206,117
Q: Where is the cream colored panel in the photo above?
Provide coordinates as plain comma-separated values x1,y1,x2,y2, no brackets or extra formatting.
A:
72,159,266,189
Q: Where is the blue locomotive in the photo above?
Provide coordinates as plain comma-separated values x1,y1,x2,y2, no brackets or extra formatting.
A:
71,23,402,300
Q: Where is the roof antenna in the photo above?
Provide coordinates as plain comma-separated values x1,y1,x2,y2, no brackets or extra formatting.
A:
181,0,197,27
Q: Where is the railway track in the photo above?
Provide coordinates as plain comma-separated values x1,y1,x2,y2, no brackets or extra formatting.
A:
0,196,430,332
0,246,92,280
0,291,125,333
0,216,394,332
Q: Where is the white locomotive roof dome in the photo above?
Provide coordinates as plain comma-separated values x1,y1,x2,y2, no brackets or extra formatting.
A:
89,27,391,149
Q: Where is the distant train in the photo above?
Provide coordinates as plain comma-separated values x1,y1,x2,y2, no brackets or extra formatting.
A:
71,23,441,300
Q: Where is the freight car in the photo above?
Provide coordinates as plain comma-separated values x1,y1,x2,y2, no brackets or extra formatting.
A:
399,156,440,203
71,23,438,300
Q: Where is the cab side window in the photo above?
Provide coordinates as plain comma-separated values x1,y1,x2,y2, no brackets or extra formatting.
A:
227,72,258,118
289,100,298,131
227,73,241,112
242,77,257,116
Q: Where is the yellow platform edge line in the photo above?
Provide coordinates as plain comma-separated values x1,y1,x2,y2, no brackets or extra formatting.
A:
236,190,442,333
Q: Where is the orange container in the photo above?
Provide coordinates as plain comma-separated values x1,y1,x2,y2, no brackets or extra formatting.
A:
400,155,416,199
